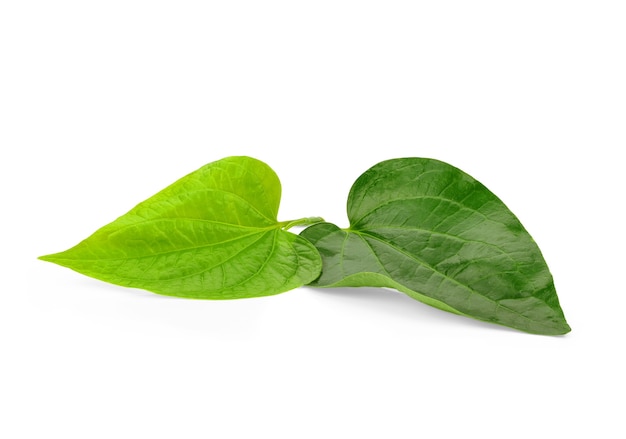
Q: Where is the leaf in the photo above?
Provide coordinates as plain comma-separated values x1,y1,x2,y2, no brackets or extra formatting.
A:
301,158,570,335
40,156,322,299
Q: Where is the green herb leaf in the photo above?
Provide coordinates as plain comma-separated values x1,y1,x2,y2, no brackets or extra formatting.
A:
301,158,570,335
40,156,322,299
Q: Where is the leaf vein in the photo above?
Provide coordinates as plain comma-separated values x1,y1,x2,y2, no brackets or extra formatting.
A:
355,231,552,326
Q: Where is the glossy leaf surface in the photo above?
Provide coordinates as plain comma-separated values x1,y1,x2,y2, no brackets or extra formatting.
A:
40,156,321,299
301,158,570,335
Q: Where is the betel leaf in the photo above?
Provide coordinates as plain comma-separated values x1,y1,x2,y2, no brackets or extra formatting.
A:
301,158,570,335
40,156,323,299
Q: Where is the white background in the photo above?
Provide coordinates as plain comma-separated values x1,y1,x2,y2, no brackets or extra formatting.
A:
1,1,625,438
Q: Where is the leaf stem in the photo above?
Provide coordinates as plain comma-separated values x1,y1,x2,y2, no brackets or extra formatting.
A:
280,217,325,230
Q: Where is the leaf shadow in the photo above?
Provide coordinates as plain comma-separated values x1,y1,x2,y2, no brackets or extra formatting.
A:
305,286,519,334
73,276,179,300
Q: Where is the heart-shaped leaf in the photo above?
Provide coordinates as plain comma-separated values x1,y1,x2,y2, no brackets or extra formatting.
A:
40,156,322,299
301,158,570,335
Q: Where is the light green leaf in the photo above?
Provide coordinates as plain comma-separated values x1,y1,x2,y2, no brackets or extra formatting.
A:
301,158,570,335
40,156,322,299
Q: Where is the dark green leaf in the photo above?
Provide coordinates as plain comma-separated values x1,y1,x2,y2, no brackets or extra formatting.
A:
301,158,570,335
40,156,322,299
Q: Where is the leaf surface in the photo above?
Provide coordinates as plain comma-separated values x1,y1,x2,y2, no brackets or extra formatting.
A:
40,156,321,299
301,158,570,335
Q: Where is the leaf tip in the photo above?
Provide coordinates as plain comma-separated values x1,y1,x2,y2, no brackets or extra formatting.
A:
38,253,62,264
536,318,571,336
